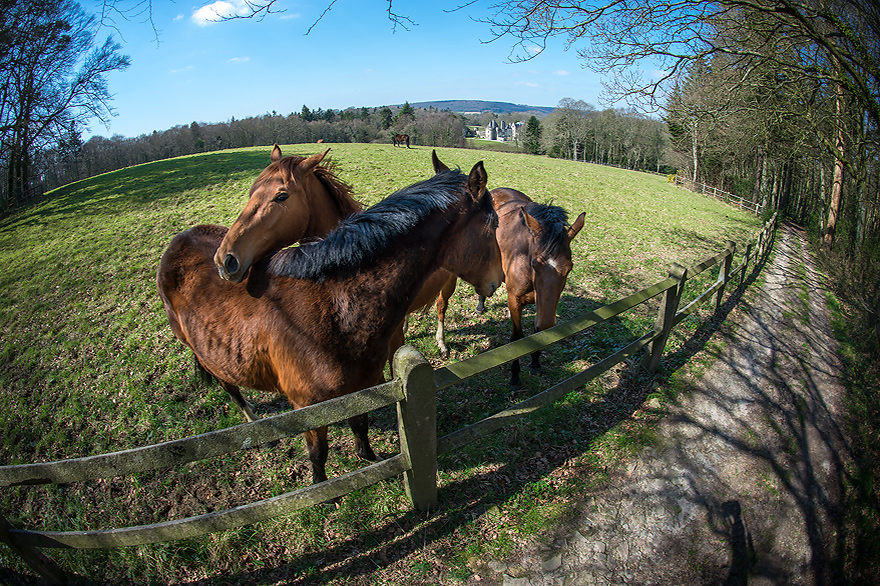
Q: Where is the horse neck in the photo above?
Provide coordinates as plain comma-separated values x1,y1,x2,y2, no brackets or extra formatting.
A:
303,176,362,238
336,206,460,336
303,182,352,239
366,210,454,303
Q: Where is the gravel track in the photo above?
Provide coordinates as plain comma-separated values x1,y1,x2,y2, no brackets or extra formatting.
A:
481,222,849,586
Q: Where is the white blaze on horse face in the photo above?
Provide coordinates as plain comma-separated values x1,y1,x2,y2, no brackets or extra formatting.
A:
547,258,560,270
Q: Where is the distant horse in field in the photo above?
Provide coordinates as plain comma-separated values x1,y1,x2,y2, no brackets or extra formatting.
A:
393,134,411,148
437,188,585,387
157,162,502,484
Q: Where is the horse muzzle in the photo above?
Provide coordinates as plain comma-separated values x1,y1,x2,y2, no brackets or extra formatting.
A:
217,252,245,283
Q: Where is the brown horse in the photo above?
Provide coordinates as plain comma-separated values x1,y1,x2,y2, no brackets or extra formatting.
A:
157,162,503,484
393,133,411,148
214,145,361,283
438,188,585,387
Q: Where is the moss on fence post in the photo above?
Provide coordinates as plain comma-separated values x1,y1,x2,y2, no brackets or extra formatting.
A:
393,345,438,511
741,242,753,283
716,241,736,310
642,263,687,373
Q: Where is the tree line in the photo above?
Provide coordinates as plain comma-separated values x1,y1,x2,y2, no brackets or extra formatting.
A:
478,0,879,354
535,100,670,173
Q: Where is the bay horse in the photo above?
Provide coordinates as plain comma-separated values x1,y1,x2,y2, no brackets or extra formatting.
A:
214,144,361,284
437,188,585,387
393,133,411,148
157,162,503,484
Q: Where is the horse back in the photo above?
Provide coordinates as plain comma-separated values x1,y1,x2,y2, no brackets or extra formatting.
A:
156,224,226,348
489,189,533,285
158,225,227,307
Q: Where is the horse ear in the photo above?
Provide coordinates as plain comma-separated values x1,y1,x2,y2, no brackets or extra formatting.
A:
298,148,331,175
432,150,449,174
467,161,487,199
271,144,282,162
568,212,586,241
520,208,542,237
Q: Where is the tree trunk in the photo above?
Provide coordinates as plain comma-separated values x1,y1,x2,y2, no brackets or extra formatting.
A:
825,66,846,249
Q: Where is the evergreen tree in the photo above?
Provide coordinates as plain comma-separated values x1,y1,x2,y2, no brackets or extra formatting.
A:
524,116,542,154
380,107,393,129
396,101,415,124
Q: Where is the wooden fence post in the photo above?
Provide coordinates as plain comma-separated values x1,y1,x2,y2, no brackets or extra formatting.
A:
393,345,438,511
642,263,687,373
741,242,753,283
0,513,65,585
716,241,735,309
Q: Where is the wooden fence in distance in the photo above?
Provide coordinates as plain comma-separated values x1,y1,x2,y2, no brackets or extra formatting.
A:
0,213,778,584
675,175,764,216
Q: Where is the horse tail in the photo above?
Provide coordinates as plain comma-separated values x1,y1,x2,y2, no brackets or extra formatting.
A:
194,356,215,386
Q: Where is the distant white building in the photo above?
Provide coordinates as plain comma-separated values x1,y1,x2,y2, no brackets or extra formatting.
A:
481,119,524,141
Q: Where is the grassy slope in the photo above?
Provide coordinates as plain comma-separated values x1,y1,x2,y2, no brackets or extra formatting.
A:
0,144,760,584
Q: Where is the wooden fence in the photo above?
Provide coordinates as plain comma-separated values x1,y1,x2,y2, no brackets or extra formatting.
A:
675,175,764,215
0,213,778,584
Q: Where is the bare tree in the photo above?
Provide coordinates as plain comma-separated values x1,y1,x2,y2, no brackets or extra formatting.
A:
1,0,129,207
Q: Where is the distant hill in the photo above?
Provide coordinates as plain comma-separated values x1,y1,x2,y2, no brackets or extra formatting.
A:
406,100,556,117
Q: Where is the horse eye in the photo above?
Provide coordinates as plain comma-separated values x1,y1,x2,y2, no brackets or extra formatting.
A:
273,192,289,203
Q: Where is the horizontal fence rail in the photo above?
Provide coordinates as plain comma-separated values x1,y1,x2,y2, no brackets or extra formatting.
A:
0,381,404,488
675,175,764,215
0,213,778,585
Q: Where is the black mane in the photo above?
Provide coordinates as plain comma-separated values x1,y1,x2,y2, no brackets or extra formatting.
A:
524,202,570,257
267,169,471,280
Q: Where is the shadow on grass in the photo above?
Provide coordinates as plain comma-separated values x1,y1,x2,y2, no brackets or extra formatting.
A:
23,221,857,586
168,251,781,585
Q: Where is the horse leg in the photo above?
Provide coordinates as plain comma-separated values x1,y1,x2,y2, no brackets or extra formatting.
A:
219,380,258,422
507,296,525,388
435,275,458,358
529,347,543,372
347,413,377,461
303,426,329,484
476,296,487,314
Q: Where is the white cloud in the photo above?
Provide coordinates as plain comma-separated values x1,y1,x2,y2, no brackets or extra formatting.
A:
192,1,251,26
174,14,184,21
517,81,540,88
170,65,195,74
228,57,250,63
552,70,571,76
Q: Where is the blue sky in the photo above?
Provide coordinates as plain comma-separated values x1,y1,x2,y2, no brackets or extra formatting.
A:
92,1,611,139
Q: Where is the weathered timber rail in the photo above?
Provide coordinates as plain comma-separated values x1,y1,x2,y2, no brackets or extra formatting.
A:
0,213,778,584
675,175,764,215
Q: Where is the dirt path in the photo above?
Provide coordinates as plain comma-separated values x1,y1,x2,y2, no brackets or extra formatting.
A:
483,222,850,586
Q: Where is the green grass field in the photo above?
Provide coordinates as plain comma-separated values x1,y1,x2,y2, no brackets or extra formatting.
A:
0,143,760,584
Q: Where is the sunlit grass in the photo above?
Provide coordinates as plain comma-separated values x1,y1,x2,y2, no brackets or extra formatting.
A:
0,143,761,583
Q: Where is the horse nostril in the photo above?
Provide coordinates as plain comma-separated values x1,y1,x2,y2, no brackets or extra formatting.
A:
224,253,240,275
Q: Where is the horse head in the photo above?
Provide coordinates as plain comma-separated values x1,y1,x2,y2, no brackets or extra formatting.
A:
432,151,504,298
214,145,347,282
522,206,585,332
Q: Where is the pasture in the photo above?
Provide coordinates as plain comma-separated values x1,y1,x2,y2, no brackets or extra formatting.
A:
0,144,760,584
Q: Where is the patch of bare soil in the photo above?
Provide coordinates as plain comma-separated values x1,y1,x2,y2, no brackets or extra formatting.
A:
473,222,850,586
